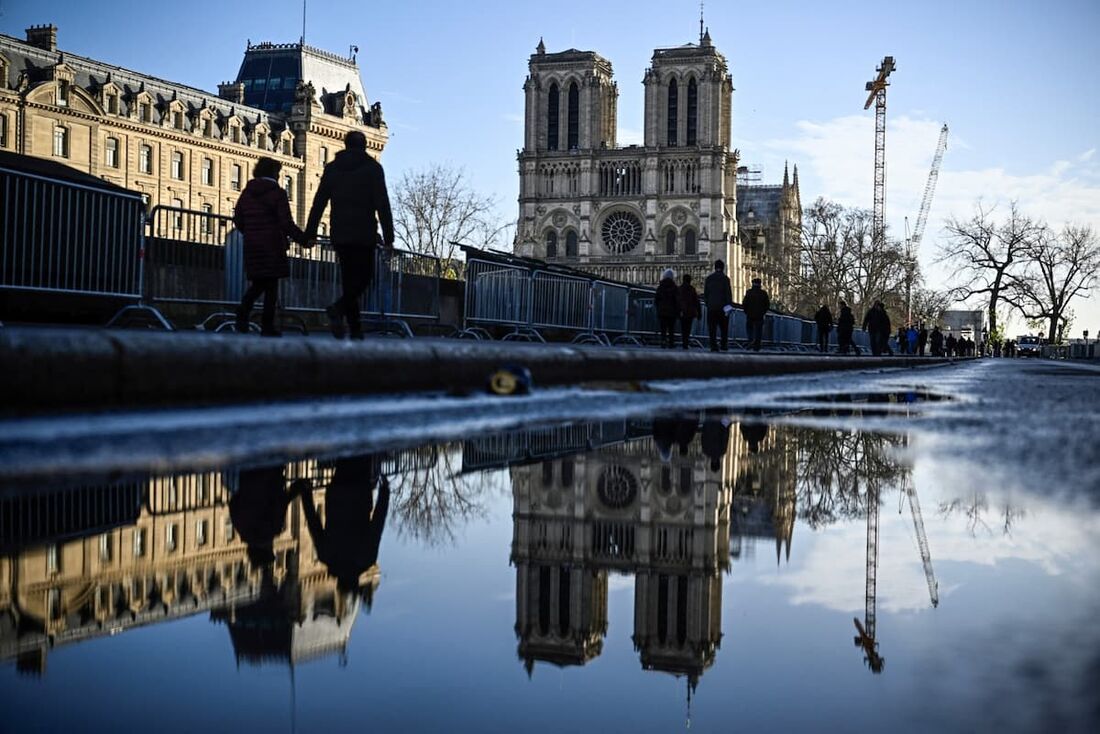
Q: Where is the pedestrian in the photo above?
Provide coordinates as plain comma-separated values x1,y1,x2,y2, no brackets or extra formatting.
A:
304,130,394,340
814,304,834,353
837,300,856,354
917,324,928,356
879,303,894,355
232,156,307,336
906,324,918,356
655,268,679,349
862,301,891,356
896,326,908,355
677,273,701,350
930,325,944,356
741,276,771,351
946,333,957,357
704,260,735,352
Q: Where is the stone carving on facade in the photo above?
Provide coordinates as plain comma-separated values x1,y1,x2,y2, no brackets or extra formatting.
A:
671,208,688,226
552,211,567,227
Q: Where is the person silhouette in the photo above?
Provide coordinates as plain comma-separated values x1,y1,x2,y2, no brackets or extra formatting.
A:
701,410,731,472
739,420,769,454
229,463,294,569
298,454,390,594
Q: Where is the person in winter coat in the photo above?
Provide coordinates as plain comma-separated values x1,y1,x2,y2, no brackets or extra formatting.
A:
837,300,856,355
930,325,944,356
741,277,771,351
304,131,395,339
917,324,929,356
814,304,834,353
654,268,679,348
862,301,892,356
232,157,307,336
945,333,957,357
704,260,735,352
677,273,701,350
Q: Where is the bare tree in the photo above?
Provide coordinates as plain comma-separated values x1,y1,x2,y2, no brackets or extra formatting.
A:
392,163,504,271
772,198,909,318
1005,224,1100,342
938,202,1043,337
910,286,953,326
386,443,491,546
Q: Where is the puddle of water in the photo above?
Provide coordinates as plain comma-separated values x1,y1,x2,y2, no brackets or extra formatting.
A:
0,414,1097,733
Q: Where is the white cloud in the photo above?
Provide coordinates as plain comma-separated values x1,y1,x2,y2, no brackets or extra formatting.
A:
618,127,644,146
765,115,1100,330
502,113,525,124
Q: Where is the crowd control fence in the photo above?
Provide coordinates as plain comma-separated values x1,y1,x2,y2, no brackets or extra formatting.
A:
110,205,441,335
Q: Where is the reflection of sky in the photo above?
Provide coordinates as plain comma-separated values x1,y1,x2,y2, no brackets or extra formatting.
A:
3,441,1098,733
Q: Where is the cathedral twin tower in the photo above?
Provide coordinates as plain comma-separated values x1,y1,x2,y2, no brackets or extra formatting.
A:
516,30,798,297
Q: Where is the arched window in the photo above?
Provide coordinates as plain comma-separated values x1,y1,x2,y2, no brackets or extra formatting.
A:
686,78,698,145
567,82,579,150
667,78,678,146
545,230,558,258
684,227,697,255
547,84,559,151
665,229,676,255
565,230,578,257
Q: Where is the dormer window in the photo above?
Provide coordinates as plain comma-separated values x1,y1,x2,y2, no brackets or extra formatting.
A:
282,138,291,155
203,118,213,137
57,80,69,107
230,125,240,144
139,101,151,123
173,110,184,130
107,93,119,115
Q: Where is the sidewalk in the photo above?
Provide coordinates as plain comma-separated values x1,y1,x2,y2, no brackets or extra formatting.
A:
1,327,962,414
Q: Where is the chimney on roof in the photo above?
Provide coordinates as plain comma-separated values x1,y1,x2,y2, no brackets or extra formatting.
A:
26,24,58,53
218,81,245,104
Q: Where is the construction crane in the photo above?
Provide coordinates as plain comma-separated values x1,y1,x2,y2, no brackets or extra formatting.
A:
864,56,896,249
904,478,939,608
854,481,883,673
904,124,950,323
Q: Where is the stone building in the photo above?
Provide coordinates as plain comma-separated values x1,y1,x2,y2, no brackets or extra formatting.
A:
515,28,800,297
0,24,387,233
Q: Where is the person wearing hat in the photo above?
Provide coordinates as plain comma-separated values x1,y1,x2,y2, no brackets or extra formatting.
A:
704,260,734,352
741,277,771,351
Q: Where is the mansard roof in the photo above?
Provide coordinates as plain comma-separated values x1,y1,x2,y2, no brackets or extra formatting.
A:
234,40,373,119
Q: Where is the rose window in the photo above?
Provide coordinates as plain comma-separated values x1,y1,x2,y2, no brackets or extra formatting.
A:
601,212,642,254
597,466,638,509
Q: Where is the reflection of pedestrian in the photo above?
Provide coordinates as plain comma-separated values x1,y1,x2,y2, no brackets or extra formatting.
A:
814,304,834,353
229,463,293,568
233,157,307,336
652,416,677,462
655,268,679,349
701,411,731,472
837,300,856,355
677,274,701,350
304,131,395,340
704,260,734,352
742,278,770,351
299,454,389,593
674,417,697,456
739,421,769,454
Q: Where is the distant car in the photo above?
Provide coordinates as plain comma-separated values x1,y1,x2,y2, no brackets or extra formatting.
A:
1016,335,1042,357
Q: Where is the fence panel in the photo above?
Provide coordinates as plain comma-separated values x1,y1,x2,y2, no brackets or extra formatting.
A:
530,271,590,333
463,258,531,328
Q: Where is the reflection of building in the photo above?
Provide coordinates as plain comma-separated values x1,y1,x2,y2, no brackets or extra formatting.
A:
723,424,796,563
0,460,378,675
0,25,386,229
508,420,731,690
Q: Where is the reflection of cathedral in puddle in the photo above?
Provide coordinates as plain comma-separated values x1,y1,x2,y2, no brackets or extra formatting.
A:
511,418,733,691
725,421,796,564
0,458,383,675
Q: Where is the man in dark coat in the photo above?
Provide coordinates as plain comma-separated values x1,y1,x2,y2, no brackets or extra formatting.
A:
677,273,701,350
930,325,944,356
837,300,856,354
862,301,892,356
946,333,957,357
814,304,834,353
741,277,771,351
232,157,306,336
704,260,735,352
299,453,390,594
305,131,395,339
655,268,679,349
917,324,929,356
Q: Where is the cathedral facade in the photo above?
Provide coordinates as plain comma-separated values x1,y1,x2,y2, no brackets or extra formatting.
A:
515,29,800,300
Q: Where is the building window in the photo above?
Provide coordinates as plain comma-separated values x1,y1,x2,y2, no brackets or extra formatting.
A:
99,534,112,562
196,520,207,546
686,78,698,146
48,588,62,621
318,222,327,236
545,230,558,258
284,175,294,201
53,126,68,158
282,139,291,155
107,93,119,115
667,78,678,146
565,230,578,257
224,516,235,542
173,110,184,130
46,545,59,574
546,83,559,151
203,118,213,137
320,146,328,165
0,115,7,148
105,137,119,168
139,144,152,174
171,151,183,180
139,101,151,123
231,125,240,144
665,229,676,255
171,198,184,229
201,157,213,186
201,204,213,235
133,529,145,557
230,164,241,191
684,227,697,255
566,82,579,150
166,523,177,552
57,80,69,107
256,133,267,151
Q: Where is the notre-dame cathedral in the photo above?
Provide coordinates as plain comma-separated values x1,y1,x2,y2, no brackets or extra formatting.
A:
514,27,800,300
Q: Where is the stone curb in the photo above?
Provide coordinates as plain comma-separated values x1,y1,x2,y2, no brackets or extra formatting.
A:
0,327,962,414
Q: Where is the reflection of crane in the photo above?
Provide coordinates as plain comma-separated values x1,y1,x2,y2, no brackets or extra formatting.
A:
904,479,939,608
854,482,883,673
904,124,950,323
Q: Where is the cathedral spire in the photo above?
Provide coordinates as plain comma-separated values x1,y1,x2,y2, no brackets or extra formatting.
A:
536,37,546,55
783,161,790,189
699,1,705,44
792,164,800,190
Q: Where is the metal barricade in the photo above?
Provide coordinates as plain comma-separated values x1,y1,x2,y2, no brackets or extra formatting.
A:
531,270,592,341
459,256,535,340
1,163,147,314
591,281,630,338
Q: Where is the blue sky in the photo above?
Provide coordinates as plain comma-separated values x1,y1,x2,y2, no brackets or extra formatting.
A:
4,0,1099,332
